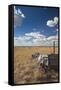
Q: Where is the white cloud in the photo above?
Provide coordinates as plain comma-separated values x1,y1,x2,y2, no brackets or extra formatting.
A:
47,34,58,41
25,32,46,40
56,28,58,32
21,13,25,18
14,32,58,46
47,34,58,46
17,8,22,14
54,17,58,25
14,6,25,28
14,36,31,41
46,17,58,27
14,36,32,46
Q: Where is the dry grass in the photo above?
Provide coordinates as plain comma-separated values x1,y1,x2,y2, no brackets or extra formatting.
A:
14,46,58,84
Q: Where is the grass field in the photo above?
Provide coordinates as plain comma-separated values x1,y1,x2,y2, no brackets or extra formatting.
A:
14,46,59,84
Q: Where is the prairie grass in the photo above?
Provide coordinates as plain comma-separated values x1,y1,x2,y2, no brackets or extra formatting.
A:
14,46,58,84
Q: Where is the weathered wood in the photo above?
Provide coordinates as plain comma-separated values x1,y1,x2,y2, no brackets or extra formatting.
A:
48,54,58,71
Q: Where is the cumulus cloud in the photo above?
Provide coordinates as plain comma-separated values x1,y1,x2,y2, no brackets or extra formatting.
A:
25,32,46,40
46,17,58,27
14,32,58,46
14,6,25,28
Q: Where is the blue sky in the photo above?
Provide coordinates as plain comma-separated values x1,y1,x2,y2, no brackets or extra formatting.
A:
14,6,59,46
